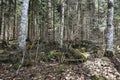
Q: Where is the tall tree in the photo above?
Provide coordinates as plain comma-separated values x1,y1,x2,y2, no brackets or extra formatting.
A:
0,0,3,35
105,0,114,57
60,0,65,48
16,0,30,74
13,0,17,39
18,0,30,51
47,0,52,42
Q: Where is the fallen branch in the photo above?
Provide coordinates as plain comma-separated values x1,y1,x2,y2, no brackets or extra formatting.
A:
16,50,26,74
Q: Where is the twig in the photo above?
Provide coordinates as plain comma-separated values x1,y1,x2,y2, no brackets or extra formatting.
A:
16,50,26,74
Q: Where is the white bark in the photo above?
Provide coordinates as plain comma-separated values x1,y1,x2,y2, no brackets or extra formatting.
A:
19,0,29,50
60,0,65,48
106,0,114,52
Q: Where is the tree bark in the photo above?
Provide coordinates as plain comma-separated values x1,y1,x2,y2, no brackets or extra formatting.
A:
19,0,30,51
60,0,65,48
0,0,3,35
105,0,114,57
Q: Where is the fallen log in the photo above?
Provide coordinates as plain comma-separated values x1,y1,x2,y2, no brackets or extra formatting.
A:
69,47,90,62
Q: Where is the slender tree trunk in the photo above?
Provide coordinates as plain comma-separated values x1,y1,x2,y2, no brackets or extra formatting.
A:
0,0,3,35
53,0,55,42
2,5,5,41
2,13,5,41
77,0,80,40
19,0,30,51
27,0,32,41
105,0,114,57
80,0,84,41
48,0,52,42
13,0,17,39
67,0,70,41
60,0,65,48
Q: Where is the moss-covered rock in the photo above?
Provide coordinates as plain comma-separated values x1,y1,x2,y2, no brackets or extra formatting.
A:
80,47,86,53
47,50,64,62
69,48,89,62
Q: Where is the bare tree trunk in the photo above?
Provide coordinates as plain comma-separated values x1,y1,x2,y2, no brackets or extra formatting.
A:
77,0,80,40
18,0,29,51
13,0,17,39
105,0,114,57
17,0,30,74
80,0,84,41
0,0,3,35
27,0,32,41
60,0,65,48
53,0,55,42
48,0,53,42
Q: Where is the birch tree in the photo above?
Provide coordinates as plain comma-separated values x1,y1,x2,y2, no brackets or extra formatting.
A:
105,0,114,56
60,0,65,48
16,0,30,74
19,0,29,51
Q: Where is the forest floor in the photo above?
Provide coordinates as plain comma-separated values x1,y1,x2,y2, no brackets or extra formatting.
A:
0,42,120,80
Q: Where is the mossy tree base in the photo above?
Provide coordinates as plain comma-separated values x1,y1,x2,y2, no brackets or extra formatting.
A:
104,51,114,58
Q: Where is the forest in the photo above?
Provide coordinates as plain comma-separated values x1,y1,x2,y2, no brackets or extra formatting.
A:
0,0,120,80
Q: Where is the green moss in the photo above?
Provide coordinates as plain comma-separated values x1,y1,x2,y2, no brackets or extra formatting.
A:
47,50,64,62
80,52,88,62
68,48,88,62
80,47,86,53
